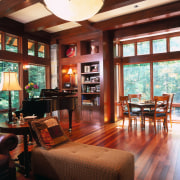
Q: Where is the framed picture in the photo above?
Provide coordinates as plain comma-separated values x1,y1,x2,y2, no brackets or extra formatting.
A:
84,65,90,73
90,87,96,92
95,85,100,92
90,76,99,83
91,64,98,72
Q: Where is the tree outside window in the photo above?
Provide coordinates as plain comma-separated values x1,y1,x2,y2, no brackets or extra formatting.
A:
28,65,46,97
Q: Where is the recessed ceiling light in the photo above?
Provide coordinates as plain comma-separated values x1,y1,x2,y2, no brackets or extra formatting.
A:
134,5,139,8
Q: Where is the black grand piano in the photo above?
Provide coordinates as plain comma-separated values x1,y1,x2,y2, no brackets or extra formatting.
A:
21,89,76,131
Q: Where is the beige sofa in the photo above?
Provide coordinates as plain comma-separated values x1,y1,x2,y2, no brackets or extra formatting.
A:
31,141,134,180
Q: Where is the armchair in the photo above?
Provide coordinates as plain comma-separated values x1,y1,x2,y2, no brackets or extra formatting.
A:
0,133,18,180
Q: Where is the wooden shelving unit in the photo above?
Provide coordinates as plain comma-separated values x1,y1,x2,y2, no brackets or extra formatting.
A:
81,61,100,107
58,31,114,123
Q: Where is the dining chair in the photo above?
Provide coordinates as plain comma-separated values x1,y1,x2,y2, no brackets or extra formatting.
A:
144,96,169,133
128,94,142,102
119,96,137,129
162,93,174,128
128,94,142,115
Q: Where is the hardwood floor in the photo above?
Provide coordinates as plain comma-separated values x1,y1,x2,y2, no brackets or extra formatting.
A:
11,119,180,180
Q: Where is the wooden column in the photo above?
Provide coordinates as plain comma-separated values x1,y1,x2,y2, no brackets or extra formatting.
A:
103,31,115,123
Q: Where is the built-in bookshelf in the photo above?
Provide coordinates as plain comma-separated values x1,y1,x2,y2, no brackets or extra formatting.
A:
81,62,100,107
59,31,113,123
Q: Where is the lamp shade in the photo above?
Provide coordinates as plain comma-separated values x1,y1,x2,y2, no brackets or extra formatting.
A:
44,0,104,21
67,68,73,75
0,72,22,91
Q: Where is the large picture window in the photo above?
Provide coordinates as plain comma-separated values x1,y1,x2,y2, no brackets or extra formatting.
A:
153,60,180,103
28,65,46,97
0,61,19,110
123,63,150,100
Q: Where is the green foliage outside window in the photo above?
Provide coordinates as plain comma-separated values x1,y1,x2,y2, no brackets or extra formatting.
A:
5,35,18,53
28,40,35,56
0,61,19,110
170,36,180,52
124,63,150,100
153,60,180,103
38,43,45,58
153,38,166,54
123,43,135,57
28,65,46,97
137,41,150,55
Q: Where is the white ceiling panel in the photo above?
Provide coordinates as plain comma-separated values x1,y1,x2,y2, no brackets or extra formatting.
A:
46,22,81,33
7,3,51,24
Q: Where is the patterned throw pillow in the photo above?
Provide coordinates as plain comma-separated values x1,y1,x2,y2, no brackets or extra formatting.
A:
31,116,69,149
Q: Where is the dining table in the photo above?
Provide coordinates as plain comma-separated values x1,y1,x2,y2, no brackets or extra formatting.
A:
129,101,155,127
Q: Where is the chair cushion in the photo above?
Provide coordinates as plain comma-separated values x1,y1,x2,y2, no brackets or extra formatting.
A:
123,112,138,116
145,112,166,117
31,116,69,149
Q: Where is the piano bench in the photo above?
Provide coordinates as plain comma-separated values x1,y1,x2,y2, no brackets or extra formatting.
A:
31,142,134,180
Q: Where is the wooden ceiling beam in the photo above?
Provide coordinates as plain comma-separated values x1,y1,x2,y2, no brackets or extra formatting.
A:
25,16,100,33
0,0,43,17
52,26,93,40
78,21,99,32
93,1,180,31
24,0,144,33
114,16,180,40
24,14,67,32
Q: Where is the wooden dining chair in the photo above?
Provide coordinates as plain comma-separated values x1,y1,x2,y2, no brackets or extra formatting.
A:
144,96,169,133
128,94,142,115
162,93,174,128
128,94,142,102
119,96,137,129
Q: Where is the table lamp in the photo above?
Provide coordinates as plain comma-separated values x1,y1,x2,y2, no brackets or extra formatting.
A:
0,71,22,123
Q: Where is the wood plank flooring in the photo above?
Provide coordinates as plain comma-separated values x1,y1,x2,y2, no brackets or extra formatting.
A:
11,119,180,180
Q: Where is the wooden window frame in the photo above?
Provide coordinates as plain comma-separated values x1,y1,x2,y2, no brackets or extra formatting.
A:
117,32,180,109
5,33,20,53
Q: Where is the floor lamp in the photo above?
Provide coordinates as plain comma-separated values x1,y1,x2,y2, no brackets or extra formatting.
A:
0,72,22,123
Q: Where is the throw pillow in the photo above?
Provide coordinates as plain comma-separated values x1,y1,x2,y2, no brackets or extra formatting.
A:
31,116,69,149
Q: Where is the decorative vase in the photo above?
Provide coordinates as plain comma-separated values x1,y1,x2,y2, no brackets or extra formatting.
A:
29,91,34,99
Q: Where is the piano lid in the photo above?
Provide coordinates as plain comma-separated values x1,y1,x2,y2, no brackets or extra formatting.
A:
40,89,74,97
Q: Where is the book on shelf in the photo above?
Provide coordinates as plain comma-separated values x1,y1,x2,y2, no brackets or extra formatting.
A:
82,100,93,106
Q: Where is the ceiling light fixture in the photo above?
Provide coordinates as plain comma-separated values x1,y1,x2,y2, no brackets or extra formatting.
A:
44,0,104,22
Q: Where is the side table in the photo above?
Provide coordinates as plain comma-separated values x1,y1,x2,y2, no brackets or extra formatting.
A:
0,121,31,177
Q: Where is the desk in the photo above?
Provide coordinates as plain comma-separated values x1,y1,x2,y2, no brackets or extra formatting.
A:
129,102,155,127
0,122,31,177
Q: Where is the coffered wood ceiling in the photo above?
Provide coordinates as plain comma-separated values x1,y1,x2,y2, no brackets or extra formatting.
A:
0,0,180,39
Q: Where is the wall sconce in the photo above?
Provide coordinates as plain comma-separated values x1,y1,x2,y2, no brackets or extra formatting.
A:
23,64,30,71
67,68,73,83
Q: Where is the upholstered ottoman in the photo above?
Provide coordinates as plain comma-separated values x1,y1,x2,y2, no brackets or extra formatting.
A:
31,141,134,180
